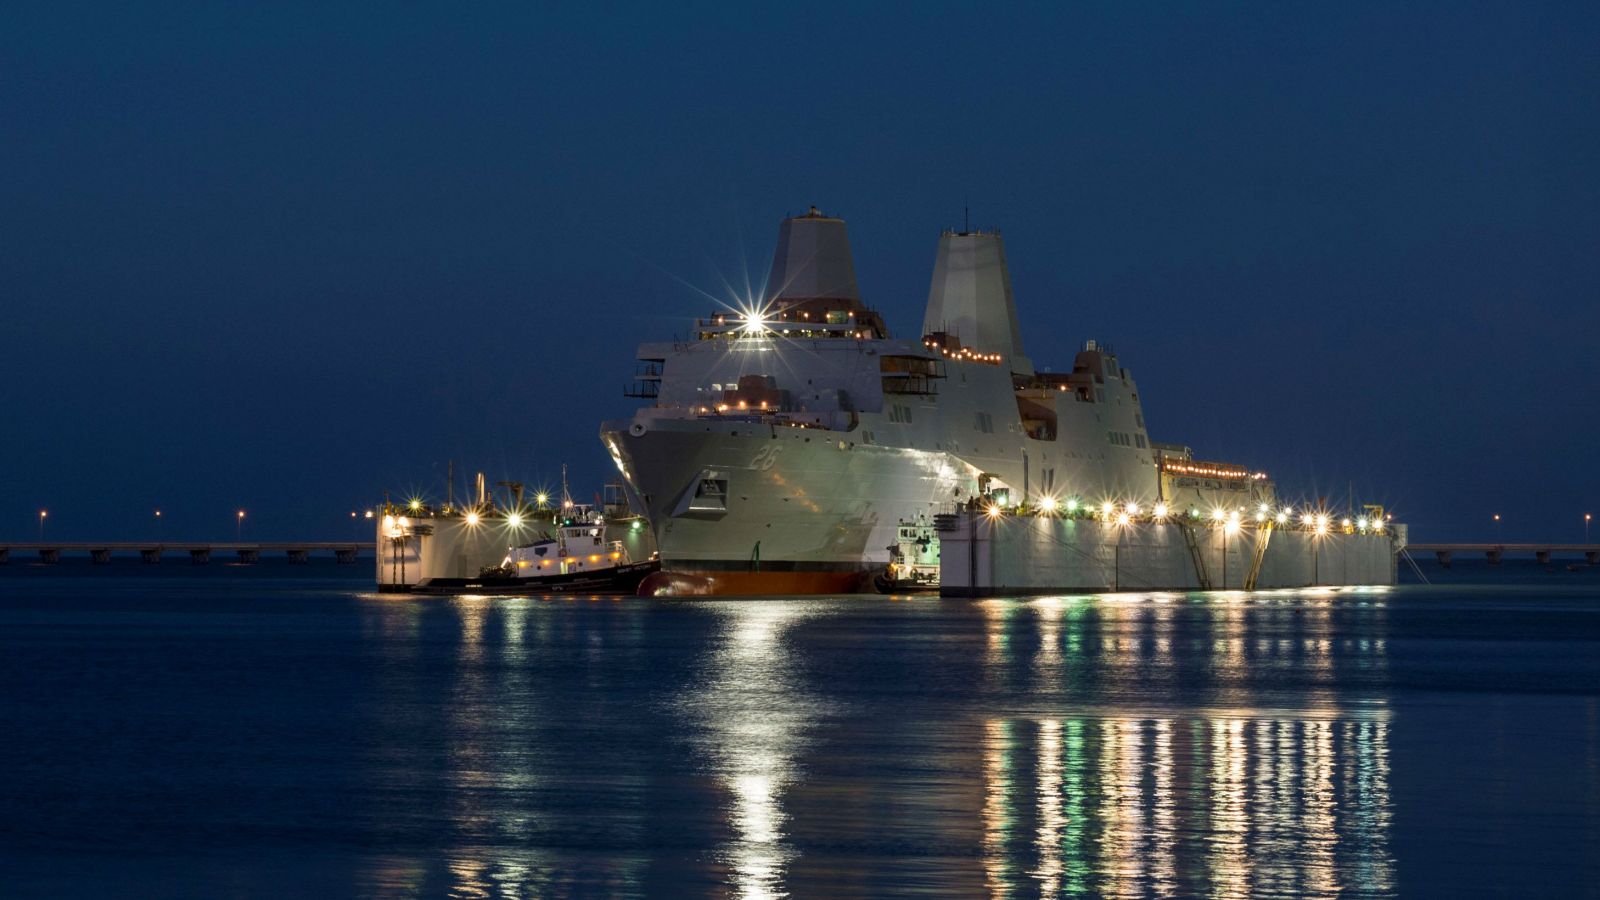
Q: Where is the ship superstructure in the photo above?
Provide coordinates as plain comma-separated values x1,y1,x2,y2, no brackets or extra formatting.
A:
601,208,1264,594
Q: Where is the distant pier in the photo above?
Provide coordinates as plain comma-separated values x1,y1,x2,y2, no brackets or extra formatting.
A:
1406,543,1600,567
0,542,374,565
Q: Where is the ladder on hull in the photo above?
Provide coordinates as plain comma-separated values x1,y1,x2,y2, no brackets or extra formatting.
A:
1179,522,1213,591
1243,523,1273,591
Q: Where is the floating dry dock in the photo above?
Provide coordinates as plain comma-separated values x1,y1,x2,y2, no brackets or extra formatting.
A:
937,506,1405,597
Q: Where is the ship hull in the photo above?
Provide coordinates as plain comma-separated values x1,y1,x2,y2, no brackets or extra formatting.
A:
604,421,971,595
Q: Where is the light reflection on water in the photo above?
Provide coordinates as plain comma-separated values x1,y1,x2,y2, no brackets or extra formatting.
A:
680,601,833,900
361,591,1400,899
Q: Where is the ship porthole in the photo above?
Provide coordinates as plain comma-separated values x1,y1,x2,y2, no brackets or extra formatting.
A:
630,422,647,436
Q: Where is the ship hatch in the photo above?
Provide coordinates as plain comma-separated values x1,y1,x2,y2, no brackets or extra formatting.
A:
672,470,730,517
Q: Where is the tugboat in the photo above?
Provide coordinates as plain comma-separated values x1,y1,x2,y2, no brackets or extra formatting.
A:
874,512,942,592
411,479,660,595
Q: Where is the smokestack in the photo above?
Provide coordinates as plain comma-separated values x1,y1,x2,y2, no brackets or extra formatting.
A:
921,230,1033,376
764,207,862,304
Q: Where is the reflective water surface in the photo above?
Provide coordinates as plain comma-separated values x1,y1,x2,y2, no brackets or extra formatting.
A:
2,569,1598,897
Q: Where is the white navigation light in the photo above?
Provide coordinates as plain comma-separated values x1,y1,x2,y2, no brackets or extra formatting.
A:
742,306,769,333
1153,502,1169,518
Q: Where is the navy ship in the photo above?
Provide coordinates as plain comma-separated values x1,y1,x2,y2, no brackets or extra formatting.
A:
602,208,1272,595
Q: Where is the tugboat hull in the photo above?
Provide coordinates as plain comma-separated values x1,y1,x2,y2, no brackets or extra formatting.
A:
409,560,660,596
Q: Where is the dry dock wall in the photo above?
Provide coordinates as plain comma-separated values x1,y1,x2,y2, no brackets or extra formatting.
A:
939,515,1399,597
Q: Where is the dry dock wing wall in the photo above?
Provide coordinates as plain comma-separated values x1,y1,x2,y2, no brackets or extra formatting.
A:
939,514,1398,597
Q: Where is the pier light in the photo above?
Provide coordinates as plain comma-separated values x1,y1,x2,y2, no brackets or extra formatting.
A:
1125,501,1140,516
1258,503,1269,513
1275,511,1288,524
1255,512,1266,522
1039,496,1058,513
1357,517,1368,530
507,513,523,528
1227,510,1240,524
1211,508,1226,523
1101,501,1115,517
1153,502,1168,519
1302,513,1315,526
1316,514,1329,529
1115,512,1131,527
1224,517,1241,536
465,512,480,527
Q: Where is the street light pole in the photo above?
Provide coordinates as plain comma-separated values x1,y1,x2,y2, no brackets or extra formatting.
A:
236,510,245,541
38,510,47,541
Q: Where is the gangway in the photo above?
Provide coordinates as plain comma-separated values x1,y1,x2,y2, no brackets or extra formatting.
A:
1243,523,1273,590
1177,521,1213,591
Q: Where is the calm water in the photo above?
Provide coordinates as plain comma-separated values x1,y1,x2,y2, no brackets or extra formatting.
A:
2,561,1598,898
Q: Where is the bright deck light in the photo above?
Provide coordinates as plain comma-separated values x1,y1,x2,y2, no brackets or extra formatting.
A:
1115,512,1131,526
1211,508,1226,522
1275,512,1288,524
1153,502,1168,518
1126,502,1140,516
1101,501,1115,516
507,513,524,528
465,512,480,526
1039,496,1058,512
986,505,1003,519
1065,499,1079,512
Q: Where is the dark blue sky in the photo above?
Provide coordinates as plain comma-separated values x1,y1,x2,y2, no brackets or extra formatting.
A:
3,2,1596,542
